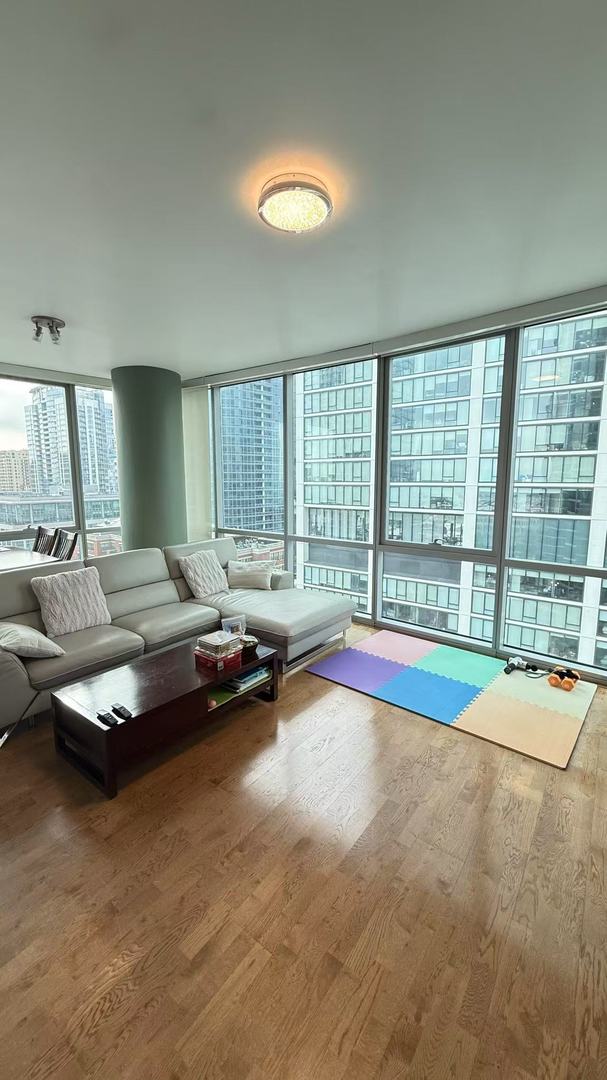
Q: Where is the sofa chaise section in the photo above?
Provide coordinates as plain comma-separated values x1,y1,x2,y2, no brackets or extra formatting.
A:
164,538,355,667
198,586,355,663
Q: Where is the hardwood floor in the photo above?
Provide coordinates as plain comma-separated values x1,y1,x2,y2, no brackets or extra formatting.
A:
1,627,606,1079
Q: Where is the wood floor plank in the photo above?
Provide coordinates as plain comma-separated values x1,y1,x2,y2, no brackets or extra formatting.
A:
0,627,605,1079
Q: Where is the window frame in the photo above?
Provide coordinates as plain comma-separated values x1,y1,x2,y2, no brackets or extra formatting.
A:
210,302,607,680
0,374,121,560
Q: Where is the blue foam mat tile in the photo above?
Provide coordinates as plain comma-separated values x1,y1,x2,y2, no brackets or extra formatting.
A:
373,666,481,725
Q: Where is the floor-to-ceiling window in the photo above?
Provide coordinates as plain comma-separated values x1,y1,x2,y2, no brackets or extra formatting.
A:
504,311,607,669
216,378,284,534
291,359,376,614
211,306,607,677
74,387,122,555
213,364,374,610
380,335,504,642
0,375,120,558
0,378,76,551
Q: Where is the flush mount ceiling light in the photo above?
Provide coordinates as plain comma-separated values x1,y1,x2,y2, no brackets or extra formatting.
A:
31,315,65,345
258,173,332,233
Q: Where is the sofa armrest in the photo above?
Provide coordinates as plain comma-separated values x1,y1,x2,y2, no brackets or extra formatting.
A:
271,571,294,591
0,649,37,730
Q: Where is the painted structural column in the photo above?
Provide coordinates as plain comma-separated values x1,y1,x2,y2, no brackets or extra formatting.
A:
111,366,187,550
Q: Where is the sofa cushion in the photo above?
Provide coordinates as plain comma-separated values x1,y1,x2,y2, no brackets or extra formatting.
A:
31,566,111,638
0,559,84,631
192,588,355,644
85,548,180,619
164,538,238,578
164,538,239,601
179,549,228,599
113,602,218,651
25,625,145,690
227,561,272,590
0,621,65,659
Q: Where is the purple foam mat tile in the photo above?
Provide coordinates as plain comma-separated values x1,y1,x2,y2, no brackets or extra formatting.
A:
351,630,439,665
307,648,406,694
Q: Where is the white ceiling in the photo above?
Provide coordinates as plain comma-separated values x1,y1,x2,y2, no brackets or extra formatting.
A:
1,0,606,381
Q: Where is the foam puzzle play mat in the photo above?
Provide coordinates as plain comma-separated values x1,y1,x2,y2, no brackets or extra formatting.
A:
307,630,597,768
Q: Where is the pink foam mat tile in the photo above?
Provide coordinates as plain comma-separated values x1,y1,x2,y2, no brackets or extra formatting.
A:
352,630,438,665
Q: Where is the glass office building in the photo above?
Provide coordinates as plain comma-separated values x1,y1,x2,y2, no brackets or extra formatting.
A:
218,378,284,533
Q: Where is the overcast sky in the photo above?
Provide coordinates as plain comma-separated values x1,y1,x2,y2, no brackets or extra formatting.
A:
0,380,35,451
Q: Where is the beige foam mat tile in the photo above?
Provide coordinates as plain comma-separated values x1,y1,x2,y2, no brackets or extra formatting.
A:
488,671,596,720
454,690,585,768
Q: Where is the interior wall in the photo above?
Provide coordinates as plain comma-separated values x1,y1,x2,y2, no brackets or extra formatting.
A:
182,386,213,541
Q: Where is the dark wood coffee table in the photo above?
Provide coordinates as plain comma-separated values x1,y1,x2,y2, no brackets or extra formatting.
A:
51,642,278,798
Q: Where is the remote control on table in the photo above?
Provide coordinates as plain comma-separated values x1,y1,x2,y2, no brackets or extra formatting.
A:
112,703,132,719
97,711,118,727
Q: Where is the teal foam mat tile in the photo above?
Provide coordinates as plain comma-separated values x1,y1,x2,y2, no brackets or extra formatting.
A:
413,645,504,689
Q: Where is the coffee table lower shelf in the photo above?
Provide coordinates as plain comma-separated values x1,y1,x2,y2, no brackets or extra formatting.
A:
51,643,278,798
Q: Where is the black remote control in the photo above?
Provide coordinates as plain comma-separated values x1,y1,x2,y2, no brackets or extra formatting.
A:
112,703,132,719
97,711,118,727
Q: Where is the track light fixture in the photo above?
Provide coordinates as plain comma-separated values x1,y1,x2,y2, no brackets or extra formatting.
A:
31,315,65,345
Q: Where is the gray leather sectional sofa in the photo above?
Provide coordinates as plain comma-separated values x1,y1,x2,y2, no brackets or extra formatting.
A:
0,536,355,731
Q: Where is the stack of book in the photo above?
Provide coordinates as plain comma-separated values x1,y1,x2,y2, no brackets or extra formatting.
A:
194,630,243,672
224,667,271,693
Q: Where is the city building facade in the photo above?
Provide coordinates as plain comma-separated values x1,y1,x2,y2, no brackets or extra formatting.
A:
0,449,31,493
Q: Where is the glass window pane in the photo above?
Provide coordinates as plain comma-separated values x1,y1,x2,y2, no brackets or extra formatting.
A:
502,567,598,664
510,312,607,567
294,540,371,615
85,530,122,557
221,533,285,568
75,388,121,542
0,378,75,536
380,551,496,642
218,378,284,532
293,360,376,543
386,336,504,550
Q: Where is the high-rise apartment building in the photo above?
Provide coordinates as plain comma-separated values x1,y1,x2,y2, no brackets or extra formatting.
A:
0,449,31,493
218,378,283,532
294,360,375,612
76,387,118,495
24,385,72,495
505,313,607,666
382,338,503,639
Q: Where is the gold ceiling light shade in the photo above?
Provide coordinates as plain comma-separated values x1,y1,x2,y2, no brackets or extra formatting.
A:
257,173,333,233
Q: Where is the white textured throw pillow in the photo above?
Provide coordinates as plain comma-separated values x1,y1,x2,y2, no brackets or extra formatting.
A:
179,549,229,599
31,566,112,638
227,560,272,590
0,621,65,658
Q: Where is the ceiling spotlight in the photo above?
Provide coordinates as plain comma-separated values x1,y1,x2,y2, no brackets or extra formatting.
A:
30,315,66,345
258,173,332,234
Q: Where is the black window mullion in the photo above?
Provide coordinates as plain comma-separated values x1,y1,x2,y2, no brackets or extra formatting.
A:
491,327,520,654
